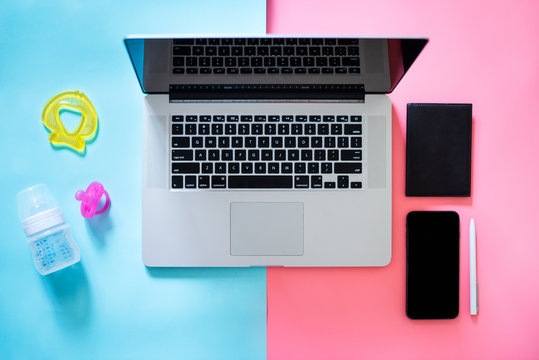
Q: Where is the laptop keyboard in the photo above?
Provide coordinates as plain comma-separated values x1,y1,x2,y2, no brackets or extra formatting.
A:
171,38,360,75
170,114,363,190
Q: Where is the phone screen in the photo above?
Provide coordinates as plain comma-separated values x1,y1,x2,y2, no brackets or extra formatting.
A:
406,211,460,319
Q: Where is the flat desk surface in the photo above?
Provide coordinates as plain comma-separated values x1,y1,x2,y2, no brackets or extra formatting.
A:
267,0,539,359
1,0,539,359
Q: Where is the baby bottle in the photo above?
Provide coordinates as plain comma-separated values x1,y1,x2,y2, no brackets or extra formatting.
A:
17,184,80,275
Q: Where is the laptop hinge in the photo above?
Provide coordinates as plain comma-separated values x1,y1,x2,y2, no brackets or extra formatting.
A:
168,84,365,103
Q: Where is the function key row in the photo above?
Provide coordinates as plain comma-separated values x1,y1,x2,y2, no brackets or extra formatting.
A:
173,38,360,46
172,115,362,122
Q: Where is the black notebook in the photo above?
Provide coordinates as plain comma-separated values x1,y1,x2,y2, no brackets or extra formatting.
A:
406,103,472,197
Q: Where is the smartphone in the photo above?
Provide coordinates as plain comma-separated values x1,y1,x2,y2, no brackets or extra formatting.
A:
406,211,460,319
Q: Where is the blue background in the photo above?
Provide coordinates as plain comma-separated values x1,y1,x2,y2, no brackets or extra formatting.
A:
0,1,267,359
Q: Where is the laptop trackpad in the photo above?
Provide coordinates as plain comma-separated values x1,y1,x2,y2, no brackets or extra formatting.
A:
230,202,304,256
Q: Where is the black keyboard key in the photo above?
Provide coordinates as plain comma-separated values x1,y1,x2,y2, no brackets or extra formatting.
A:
193,46,204,55
283,46,295,55
255,68,267,74
198,175,210,189
324,39,336,45
186,68,199,74
271,137,283,148
334,163,362,174
322,116,335,122
336,68,347,74
173,57,185,66
221,38,233,45
231,47,243,56
311,137,323,148
291,57,301,66
252,124,263,135
215,163,226,174
171,175,183,189
344,124,362,135
342,57,360,66
234,39,246,45
239,124,250,135
205,46,217,56
351,116,362,122
199,57,210,67
348,47,360,56
275,150,286,161
227,115,239,122
255,115,267,122
285,137,296,148
245,137,257,148
257,46,269,56
325,137,336,148
335,46,347,55
218,137,230,148
203,137,216,148
349,68,360,74
338,39,359,45
281,68,293,74
321,47,333,56
172,150,193,161
213,115,225,122
213,68,225,74
296,46,307,55
202,162,213,174
298,137,309,148
185,176,196,188
317,57,329,66
232,137,243,148
264,57,276,67
222,150,233,161
308,163,319,174
228,176,293,189
309,47,321,56
172,124,183,135
314,150,326,161
331,124,343,135
270,47,282,56
308,68,321,74
341,150,362,160
322,68,334,74
241,115,253,122
195,150,206,161
235,149,246,161
269,115,280,122
218,47,230,56
294,68,307,74
248,150,260,161
172,163,200,174
295,162,306,174
185,124,197,135
292,124,303,135
199,123,210,135
212,124,224,135
351,181,362,189
351,137,362,148
309,115,321,122
228,162,240,174
251,57,262,67
311,176,323,189
240,68,253,74
174,39,195,45
286,39,297,45
277,57,289,66
255,162,266,174
262,149,273,160
173,46,190,55
227,68,239,74
338,175,349,188
288,149,299,161
172,136,190,148
238,57,250,66
268,163,279,173
321,162,332,173
211,176,226,188
247,38,259,45
305,124,316,135
265,124,276,135
329,57,340,66
192,137,203,148
200,68,211,74
324,182,336,189
318,124,329,135
281,163,293,173
186,57,197,67
225,57,237,67
301,150,313,161
282,115,294,122
242,163,253,174
208,150,220,161
338,137,349,148
172,115,184,122
303,57,315,67
294,176,309,189
337,116,349,122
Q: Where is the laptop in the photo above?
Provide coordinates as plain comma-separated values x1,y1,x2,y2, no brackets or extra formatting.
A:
124,36,427,267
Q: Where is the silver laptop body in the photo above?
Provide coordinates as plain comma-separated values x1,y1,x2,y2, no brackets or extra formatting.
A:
125,36,427,267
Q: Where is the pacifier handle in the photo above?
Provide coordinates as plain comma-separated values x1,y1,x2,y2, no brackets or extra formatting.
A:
94,190,110,215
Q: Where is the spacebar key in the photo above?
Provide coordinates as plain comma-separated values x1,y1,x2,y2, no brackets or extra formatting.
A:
228,176,293,188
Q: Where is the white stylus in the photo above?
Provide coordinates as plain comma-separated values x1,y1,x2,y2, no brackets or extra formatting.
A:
470,218,478,315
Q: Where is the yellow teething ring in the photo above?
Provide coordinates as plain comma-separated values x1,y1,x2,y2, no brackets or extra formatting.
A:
42,90,98,153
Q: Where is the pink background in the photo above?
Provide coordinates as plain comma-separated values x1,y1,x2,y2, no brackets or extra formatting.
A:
266,0,539,359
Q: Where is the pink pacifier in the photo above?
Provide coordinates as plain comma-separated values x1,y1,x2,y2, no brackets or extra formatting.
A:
75,181,110,219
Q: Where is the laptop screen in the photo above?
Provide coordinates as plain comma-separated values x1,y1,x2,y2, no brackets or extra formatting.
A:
124,36,427,97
